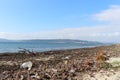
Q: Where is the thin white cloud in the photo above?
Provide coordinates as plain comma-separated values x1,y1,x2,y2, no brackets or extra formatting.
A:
93,5,120,23
91,32,120,37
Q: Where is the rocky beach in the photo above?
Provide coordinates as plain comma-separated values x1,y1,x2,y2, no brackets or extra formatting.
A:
0,44,120,80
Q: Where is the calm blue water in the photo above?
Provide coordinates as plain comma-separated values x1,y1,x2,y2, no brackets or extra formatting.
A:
0,40,104,53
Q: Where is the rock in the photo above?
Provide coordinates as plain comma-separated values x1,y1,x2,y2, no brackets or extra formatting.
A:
65,56,71,59
64,60,68,64
65,56,69,59
69,69,75,73
20,61,32,70
1,71,8,79
51,68,57,72
30,73,39,79
20,75,24,80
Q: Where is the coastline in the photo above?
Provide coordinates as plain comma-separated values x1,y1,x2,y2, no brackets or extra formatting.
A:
0,44,120,79
0,44,106,54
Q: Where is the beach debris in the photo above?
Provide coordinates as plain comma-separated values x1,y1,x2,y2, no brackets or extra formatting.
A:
20,61,33,70
61,55,72,60
0,61,18,66
64,55,71,59
51,68,57,72
44,73,51,79
6,61,18,66
1,44,120,80
64,60,68,64
18,48,35,54
96,50,108,62
30,73,40,79
1,71,8,79
65,56,69,59
20,75,24,80
69,69,75,73
35,56,54,61
83,70,120,80
84,60,93,69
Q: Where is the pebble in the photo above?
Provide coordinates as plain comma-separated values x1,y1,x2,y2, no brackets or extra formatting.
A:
20,61,33,70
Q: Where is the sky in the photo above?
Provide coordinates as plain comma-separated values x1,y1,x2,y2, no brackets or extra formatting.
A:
0,0,120,42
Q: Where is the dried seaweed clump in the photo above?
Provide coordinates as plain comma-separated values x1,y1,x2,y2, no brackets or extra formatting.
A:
96,50,108,62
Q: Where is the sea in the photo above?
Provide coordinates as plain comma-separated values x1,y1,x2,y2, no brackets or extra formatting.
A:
0,40,106,53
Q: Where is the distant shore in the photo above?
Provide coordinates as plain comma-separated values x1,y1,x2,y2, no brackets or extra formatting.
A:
0,44,120,79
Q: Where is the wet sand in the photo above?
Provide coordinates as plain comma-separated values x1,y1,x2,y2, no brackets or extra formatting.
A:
0,44,120,80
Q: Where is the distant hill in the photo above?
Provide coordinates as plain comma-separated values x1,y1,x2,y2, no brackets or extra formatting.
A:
20,39,110,45
21,39,102,43
0,39,112,46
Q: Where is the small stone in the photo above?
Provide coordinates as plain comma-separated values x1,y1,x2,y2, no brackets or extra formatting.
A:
69,69,75,73
20,61,33,70
51,68,57,72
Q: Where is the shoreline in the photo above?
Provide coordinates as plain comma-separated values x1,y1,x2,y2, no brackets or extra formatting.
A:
0,42,111,54
0,44,120,79
0,44,111,54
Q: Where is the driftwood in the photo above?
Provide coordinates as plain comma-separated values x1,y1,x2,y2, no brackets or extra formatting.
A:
18,48,35,54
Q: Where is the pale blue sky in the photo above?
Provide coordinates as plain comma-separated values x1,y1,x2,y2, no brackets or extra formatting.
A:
0,0,120,42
